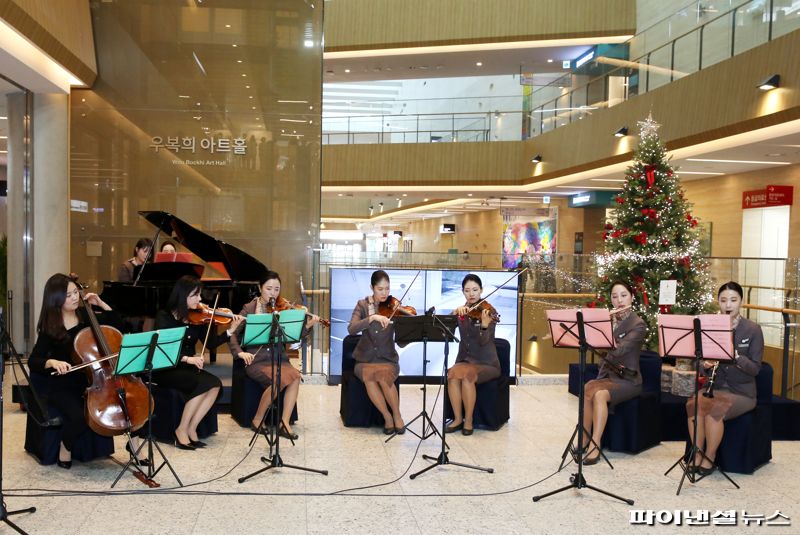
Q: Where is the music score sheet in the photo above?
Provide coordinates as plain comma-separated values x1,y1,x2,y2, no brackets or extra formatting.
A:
657,314,733,360
545,308,615,350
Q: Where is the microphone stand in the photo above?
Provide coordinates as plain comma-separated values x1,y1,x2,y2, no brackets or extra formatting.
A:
238,302,328,483
410,310,493,479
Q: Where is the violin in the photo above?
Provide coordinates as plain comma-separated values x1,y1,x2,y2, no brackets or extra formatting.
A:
265,296,331,327
377,295,417,318
187,303,235,326
69,274,153,437
465,300,501,323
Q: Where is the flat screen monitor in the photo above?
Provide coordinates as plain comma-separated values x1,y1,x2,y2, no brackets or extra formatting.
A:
329,268,518,381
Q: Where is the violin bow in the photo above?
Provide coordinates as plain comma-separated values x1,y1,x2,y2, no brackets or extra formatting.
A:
466,267,529,313
197,292,221,368
386,269,422,322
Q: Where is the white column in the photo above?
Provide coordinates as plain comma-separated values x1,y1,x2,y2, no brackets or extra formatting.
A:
6,92,29,349
31,93,70,340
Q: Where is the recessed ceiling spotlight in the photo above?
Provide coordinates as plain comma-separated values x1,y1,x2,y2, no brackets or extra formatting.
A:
245,85,250,89
476,61,482,67
237,60,242,63
547,59,553,63
225,24,231,28
242,73,247,77
232,44,237,47
344,68,350,73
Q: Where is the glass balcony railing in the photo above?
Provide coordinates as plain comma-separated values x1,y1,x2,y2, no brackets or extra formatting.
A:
322,0,800,144
303,250,800,396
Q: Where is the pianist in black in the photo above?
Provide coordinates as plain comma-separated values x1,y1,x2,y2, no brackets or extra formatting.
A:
160,240,178,254
154,275,244,449
117,238,153,283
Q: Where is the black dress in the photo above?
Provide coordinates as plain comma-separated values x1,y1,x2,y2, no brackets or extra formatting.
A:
28,308,123,451
152,310,223,400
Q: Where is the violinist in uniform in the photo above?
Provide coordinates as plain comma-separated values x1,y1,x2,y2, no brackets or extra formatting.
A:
153,276,244,450
446,274,502,436
347,270,408,434
686,281,763,476
229,271,320,440
581,280,647,464
28,273,129,468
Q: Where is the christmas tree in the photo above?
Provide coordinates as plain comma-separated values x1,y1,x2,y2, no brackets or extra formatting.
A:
594,114,714,349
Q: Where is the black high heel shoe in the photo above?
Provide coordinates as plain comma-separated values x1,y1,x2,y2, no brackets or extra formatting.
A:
189,439,207,448
174,433,196,450
56,459,72,470
125,443,152,466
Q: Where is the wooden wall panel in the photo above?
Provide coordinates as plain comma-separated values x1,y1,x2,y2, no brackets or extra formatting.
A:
0,0,97,85
325,0,636,51
323,141,527,187
682,165,800,258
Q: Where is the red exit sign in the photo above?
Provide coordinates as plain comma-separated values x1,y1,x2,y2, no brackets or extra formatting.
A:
742,185,793,209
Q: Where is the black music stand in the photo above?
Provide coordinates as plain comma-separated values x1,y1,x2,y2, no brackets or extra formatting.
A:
660,315,738,495
110,327,185,488
389,315,450,444
533,309,633,505
409,313,494,479
238,310,328,483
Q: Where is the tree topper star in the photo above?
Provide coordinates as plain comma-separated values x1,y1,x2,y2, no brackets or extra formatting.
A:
638,112,661,138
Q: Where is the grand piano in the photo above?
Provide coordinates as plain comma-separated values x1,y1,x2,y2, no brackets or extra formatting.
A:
101,210,269,318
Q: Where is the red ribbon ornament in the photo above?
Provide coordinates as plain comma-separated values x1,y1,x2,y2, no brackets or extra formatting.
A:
644,165,656,188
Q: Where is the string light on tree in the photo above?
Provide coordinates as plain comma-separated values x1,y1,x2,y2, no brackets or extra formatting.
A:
594,114,714,348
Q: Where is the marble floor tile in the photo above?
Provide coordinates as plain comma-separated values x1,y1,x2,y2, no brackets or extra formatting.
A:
2,382,797,534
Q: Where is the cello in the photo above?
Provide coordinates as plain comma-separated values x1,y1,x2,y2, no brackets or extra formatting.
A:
70,275,153,436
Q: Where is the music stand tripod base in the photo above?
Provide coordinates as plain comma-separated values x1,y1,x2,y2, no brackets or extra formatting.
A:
396,314,493,480
533,309,633,505
237,311,328,483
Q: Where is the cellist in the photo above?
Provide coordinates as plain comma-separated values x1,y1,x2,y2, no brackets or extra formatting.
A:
28,273,146,468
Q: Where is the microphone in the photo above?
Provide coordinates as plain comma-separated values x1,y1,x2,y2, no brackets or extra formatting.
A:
425,306,436,316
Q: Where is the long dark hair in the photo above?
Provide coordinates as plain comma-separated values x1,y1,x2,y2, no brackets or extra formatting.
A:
132,237,153,257
37,273,73,340
462,273,483,289
166,276,202,320
371,270,389,287
718,281,744,299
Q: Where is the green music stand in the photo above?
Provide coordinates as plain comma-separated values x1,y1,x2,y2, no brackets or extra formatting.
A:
110,327,186,488
242,309,306,346
238,310,328,483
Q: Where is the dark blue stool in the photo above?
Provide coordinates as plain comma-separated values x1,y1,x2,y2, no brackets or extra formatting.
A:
23,374,115,465
567,351,662,453
443,339,511,430
230,357,298,428
714,363,773,474
339,335,401,427
771,395,800,440
600,352,662,453
149,384,219,443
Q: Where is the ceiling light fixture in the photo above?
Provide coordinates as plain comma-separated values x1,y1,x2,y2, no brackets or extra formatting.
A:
758,74,780,91
614,126,628,137
475,61,483,67
530,154,542,164
686,158,790,165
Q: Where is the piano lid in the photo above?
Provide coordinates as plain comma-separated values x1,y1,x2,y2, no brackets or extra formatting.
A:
139,210,268,282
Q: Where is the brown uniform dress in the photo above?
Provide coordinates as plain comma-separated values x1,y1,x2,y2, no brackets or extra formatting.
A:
347,297,400,384
686,316,762,421
229,297,303,389
584,311,647,411
448,311,501,383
